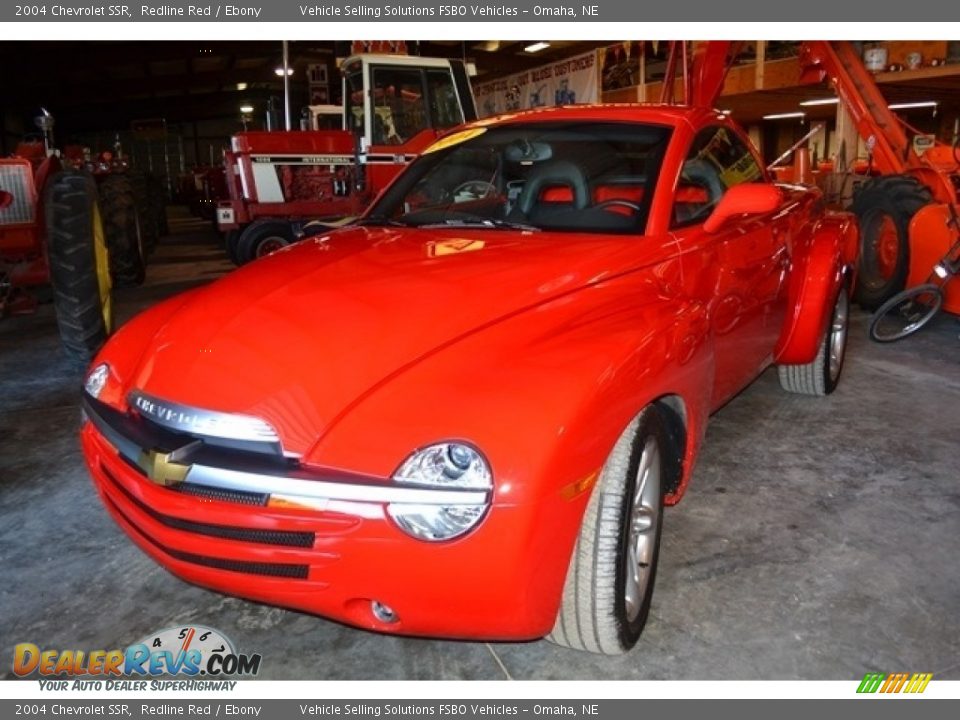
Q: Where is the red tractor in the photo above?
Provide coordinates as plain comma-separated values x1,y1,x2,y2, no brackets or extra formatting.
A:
0,111,113,364
799,41,960,312
178,163,228,223
217,53,477,264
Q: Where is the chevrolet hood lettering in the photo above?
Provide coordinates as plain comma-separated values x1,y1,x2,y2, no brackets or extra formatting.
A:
129,391,281,447
134,395,203,428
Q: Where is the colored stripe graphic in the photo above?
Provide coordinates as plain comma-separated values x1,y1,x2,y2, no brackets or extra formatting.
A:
857,672,932,694
904,673,933,694
857,673,885,693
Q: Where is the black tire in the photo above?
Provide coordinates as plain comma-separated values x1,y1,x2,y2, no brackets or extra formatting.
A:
129,171,158,254
146,174,169,238
44,170,113,366
850,175,931,309
548,407,667,654
235,220,294,264
777,279,850,396
225,230,243,266
869,283,943,343
99,174,146,287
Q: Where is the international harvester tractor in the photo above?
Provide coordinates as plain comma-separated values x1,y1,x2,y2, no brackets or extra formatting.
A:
216,53,477,264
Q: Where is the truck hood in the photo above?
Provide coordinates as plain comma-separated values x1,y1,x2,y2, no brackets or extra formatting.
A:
130,225,670,455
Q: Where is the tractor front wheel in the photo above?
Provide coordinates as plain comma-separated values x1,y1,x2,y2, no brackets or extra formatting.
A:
850,175,931,310
45,170,113,366
236,220,294,264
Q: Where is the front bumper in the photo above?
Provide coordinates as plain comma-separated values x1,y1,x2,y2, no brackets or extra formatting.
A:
80,397,555,640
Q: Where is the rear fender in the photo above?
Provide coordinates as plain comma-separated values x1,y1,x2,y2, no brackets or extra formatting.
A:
775,212,857,365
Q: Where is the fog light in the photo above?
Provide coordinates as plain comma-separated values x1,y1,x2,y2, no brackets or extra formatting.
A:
371,601,398,623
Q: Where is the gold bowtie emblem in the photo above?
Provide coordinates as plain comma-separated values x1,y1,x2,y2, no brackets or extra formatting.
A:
136,440,201,486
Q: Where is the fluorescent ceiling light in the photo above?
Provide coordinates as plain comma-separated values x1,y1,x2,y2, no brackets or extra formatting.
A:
236,82,248,91
240,105,254,114
800,97,839,106
524,42,551,54
274,67,294,76
763,112,806,120
888,101,938,110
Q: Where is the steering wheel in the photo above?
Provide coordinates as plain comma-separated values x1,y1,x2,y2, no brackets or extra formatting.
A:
452,180,497,200
593,199,642,214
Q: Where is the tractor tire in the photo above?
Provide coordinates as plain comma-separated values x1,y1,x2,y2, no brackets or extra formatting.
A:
146,174,169,237
44,170,113,367
130,171,159,254
236,220,294,264
225,230,243,266
99,174,146,287
850,175,931,310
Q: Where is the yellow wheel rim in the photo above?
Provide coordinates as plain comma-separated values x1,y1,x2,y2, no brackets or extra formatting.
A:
92,202,114,334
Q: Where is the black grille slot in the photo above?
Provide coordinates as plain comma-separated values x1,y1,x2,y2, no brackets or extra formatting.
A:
116,454,269,507
103,495,310,580
101,464,315,549
173,482,269,507
163,547,310,579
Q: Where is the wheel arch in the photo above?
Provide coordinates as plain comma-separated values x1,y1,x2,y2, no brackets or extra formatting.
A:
651,394,688,502
775,211,857,366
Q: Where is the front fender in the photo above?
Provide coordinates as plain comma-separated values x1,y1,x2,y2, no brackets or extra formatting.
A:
775,211,857,365
306,267,712,635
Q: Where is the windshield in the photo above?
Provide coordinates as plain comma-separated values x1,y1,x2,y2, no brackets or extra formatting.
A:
364,122,672,234
344,67,364,136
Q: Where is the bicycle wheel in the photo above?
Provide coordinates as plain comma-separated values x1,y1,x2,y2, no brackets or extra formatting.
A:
869,283,943,343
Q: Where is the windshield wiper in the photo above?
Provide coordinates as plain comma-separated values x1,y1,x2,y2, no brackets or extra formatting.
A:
356,215,410,228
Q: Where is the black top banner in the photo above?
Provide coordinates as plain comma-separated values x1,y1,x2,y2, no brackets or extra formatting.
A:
3,0,959,22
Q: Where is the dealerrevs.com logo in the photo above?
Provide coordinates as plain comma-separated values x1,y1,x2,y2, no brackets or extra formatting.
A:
14,625,261,689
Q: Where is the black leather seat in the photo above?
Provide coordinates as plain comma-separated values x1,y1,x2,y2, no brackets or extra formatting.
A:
517,160,591,221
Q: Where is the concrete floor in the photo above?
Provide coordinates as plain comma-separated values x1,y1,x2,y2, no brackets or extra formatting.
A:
1,208,958,681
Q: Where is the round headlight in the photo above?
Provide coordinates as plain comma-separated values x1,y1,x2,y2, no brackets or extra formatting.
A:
84,363,110,399
393,442,491,489
389,442,493,541
387,504,487,542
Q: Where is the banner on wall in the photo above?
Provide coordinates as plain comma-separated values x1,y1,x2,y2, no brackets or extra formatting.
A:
601,41,644,92
473,51,598,118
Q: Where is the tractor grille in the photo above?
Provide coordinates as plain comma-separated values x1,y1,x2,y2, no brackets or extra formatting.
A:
0,163,36,225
